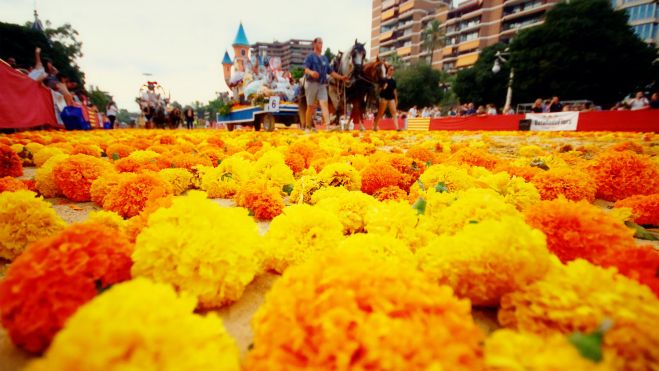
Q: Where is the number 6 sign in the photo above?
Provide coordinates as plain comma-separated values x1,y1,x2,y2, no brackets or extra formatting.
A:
266,96,280,112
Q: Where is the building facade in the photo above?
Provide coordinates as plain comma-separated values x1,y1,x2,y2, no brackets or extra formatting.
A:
251,39,313,71
371,0,656,73
612,0,658,45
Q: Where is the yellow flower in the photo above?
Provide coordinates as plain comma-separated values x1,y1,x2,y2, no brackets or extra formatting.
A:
314,189,378,234
252,149,295,188
408,164,478,200
26,278,240,371
317,162,362,191
486,329,615,371
35,154,69,198
0,190,66,260
83,210,126,234
289,174,323,204
246,247,484,371
499,259,659,371
418,216,550,306
478,170,541,210
338,233,415,264
200,155,253,198
158,168,193,195
132,191,260,308
364,200,431,251
262,204,344,273
33,147,65,167
518,144,546,157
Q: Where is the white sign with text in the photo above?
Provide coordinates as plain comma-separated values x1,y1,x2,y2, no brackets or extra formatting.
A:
265,96,280,113
526,112,579,131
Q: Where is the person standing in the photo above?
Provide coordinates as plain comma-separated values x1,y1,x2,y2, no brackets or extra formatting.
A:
106,100,118,128
548,96,563,112
184,107,195,129
373,65,400,131
649,92,659,109
530,98,543,113
303,37,348,132
629,91,649,110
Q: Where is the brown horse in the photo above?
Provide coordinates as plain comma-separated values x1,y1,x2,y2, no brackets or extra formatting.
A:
345,58,388,130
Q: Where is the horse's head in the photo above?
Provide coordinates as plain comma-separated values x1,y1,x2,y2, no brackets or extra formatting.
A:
331,51,343,73
363,57,389,87
350,39,366,70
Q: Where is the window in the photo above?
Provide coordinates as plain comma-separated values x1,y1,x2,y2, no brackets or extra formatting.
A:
632,23,658,40
459,31,479,42
626,3,657,21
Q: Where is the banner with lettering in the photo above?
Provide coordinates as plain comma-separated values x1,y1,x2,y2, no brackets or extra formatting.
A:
525,112,579,131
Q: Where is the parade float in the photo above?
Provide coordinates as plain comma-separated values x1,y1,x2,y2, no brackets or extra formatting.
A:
135,80,170,128
218,23,301,131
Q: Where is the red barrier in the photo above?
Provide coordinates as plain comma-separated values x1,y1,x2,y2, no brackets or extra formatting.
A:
365,110,658,132
0,61,58,129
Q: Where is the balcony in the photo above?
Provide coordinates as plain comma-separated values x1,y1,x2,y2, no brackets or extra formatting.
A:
397,46,412,56
399,0,415,14
380,30,394,41
503,1,551,20
455,52,479,68
381,0,397,10
457,39,480,52
382,8,397,21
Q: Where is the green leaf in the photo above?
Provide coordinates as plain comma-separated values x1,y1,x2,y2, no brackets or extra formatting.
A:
112,153,119,161
425,160,432,168
417,179,426,192
221,172,233,181
435,182,448,193
468,220,478,224
282,184,294,196
412,197,427,215
625,221,658,241
568,331,604,362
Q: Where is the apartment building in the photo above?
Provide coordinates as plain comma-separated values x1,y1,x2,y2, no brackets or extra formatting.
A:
251,39,313,70
612,0,658,45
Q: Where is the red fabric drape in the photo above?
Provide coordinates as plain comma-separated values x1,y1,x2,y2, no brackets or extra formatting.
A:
0,61,58,129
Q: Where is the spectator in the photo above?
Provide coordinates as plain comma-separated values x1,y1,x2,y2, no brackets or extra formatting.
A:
503,105,515,115
542,99,551,113
562,104,572,112
184,107,195,129
548,96,562,112
650,92,659,109
106,100,118,129
408,105,418,118
629,91,649,111
530,98,543,113
476,105,486,115
7,57,17,69
486,104,497,115
465,103,477,116
581,102,594,112
27,47,47,82
447,107,457,116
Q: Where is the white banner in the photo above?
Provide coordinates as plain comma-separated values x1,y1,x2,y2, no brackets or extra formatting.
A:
265,96,280,113
525,112,579,131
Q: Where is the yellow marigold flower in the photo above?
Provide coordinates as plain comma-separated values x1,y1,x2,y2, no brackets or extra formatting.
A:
200,155,253,198
338,233,415,264
33,147,65,167
420,188,521,236
314,189,378,234
418,216,550,306
89,172,123,206
262,204,344,273
317,162,362,191
478,171,541,210
518,144,546,157
309,186,350,204
24,142,44,156
499,259,659,371
511,155,569,169
132,191,260,308
26,278,240,371
246,248,484,371
253,149,295,188
289,174,323,204
83,210,126,233
409,164,478,200
127,149,160,162
0,190,66,260
364,200,431,251
486,329,615,371
35,154,69,198
158,168,193,195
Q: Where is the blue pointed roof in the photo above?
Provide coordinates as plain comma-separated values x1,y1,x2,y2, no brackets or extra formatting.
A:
232,22,249,47
222,51,233,65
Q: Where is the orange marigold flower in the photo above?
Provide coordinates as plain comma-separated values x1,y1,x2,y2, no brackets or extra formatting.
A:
169,152,213,170
235,179,284,220
102,172,173,218
387,154,425,192
0,224,132,353
105,143,134,160
53,154,115,202
373,185,408,201
599,245,659,297
586,150,659,201
610,141,644,154
614,194,659,226
406,145,439,164
0,176,28,192
360,162,404,195
286,141,317,168
494,164,542,182
0,144,23,177
525,198,636,264
530,168,597,201
125,195,174,243
246,248,485,371
90,172,124,206
70,143,102,157
285,151,306,175
447,147,499,170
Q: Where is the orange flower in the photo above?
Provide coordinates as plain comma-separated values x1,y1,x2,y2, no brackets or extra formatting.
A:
610,141,644,154
373,185,408,201
447,147,499,170
360,162,404,195
388,154,425,192
530,168,597,201
406,145,439,164
284,151,306,175
599,245,659,297
0,176,28,192
494,164,542,182
586,150,659,201
102,172,172,218
70,143,102,157
235,179,284,220
105,143,134,160
125,196,174,243
53,154,116,202
614,194,659,226
0,144,23,177
0,224,132,353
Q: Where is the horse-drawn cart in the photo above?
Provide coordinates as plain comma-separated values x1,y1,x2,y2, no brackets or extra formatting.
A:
216,99,301,132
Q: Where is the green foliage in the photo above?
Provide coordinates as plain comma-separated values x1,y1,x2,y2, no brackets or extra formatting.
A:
387,54,403,69
116,109,133,124
395,62,445,110
453,44,510,107
0,21,85,86
324,48,335,62
290,66,305,80
412,197,427,215
421,20,445,61
87,85,111,111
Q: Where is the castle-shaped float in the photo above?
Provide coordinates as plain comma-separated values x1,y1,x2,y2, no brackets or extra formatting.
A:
221,23,296,103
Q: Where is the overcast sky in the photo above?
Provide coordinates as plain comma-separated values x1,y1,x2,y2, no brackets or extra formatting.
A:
2,0,376,110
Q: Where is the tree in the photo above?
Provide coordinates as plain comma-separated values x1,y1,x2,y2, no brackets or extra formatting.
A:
170,101,183,110
509,0,656,106
386,54,404,69
421,20,445,65
395,63,445,110
324,48,335,62
87,85,111,111
453,44,510,107
290,66,305,80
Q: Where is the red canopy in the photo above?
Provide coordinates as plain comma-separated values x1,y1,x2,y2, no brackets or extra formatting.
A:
0,60,59,129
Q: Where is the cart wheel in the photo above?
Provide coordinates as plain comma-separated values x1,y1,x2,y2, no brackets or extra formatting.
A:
263,114,275,132
227,124,235,132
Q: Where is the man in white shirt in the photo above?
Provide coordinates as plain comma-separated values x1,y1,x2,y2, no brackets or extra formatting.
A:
27,47,47,82
408,106,418,118
629,91,649,111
